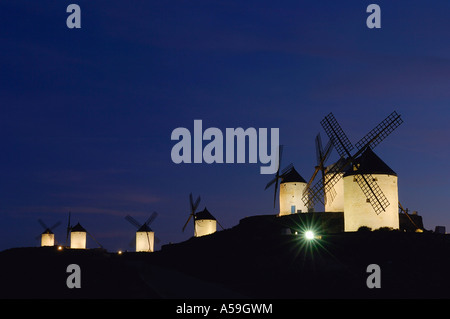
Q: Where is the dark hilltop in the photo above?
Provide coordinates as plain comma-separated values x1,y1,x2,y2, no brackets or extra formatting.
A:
1,212,449,299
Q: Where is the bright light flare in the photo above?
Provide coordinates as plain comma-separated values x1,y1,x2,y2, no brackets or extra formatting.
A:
304,230,315,240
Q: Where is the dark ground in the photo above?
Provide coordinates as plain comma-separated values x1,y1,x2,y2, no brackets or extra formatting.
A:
0,213,448,300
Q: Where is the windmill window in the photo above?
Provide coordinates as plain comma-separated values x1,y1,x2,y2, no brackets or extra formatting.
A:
366,198,371,203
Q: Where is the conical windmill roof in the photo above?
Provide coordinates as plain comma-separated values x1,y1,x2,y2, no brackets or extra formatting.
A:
343,148,397,177
137,224,153,232
195,207,216,221
71,222,86,232
280,167,306,184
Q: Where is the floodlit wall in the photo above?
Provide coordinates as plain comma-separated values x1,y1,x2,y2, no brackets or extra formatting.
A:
41,233,54,247
195,219,216,237
325,172,345,212
279,182,308,216
136,231,154,252
70,231,86,249
344,174,399,231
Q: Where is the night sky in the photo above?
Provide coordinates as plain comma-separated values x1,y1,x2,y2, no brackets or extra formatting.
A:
1,1,450,252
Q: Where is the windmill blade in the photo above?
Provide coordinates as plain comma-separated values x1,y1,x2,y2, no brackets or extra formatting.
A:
144,211,158,226
190,193,201,213
263,144,285,208
304,166,321,192
354,173,390,215
87,230,103,249
66,212,71,246
315,133,324,166
273,176,279,208
355,111,403,152
38,219,49,230
192,196,201,213
302,157,350,207
265,176,277,190
277,144,283,171
49,221,62,231
217,219,225,231
182,213,194,232
321,139,334,167
189,193,194,212
321,113,354,158
125,215,142,229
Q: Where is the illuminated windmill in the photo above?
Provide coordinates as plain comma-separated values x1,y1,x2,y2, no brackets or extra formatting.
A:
182,193,223,237
70,222,87,249
303,111,403,231
66,212,103,249
264,145,294,211
36,219,61,247
278,167,308,215
125,212,160,252
303,133,334,211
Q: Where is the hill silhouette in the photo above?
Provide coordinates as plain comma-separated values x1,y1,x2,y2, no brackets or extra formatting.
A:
1,212,448,299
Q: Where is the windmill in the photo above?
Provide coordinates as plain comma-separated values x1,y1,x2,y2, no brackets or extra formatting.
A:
302,133,334,211
125,212,160,252
264,145,293,209
66,212,103,249
303,111,403,216
182,194,224,237
36,219,61,247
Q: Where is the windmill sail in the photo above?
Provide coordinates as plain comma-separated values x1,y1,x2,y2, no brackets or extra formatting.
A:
305,111,403,214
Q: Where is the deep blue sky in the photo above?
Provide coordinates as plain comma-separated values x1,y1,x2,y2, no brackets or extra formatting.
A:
1,1,450,252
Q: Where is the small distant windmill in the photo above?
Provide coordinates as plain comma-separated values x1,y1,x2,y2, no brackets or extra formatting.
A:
125,212,160,252
303,133,334,210
36,219,61,247
66,211,103,249
264,145,293,208
182,193,224,237
302,111,403,215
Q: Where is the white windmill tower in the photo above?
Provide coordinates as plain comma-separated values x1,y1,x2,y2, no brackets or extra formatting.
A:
194,207,218,237
36,219,61,247
264,145,298,215
125,212,160,252
66,212,103,249
278,167,308,215
343,147,399,231
70,222,87,249
304,111,403,232
182,193,224,237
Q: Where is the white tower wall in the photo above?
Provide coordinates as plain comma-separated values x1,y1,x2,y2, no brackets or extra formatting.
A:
344,174,399,232
41,233,54,247
324,172,345,212
70,231,86,249
136,231,154,252
279,182,308,216
195,219,216,237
